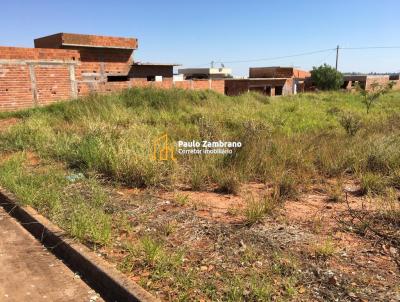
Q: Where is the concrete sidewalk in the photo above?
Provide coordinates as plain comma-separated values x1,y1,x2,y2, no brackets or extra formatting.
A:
0,207,104,302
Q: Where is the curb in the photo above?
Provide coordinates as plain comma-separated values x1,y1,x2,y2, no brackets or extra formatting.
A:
0,188,160,302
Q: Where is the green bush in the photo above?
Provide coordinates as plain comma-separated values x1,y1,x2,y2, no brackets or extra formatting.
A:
311,64,343,90
339,112,362,136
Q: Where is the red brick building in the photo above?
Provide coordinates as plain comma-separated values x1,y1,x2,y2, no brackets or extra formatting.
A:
0,33,225,111
342,75,392,90
225,67,310,96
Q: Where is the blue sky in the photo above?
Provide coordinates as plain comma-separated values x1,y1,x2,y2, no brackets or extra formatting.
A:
1,0,399,76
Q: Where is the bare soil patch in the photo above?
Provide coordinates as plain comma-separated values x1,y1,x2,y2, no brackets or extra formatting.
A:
100,180,400,301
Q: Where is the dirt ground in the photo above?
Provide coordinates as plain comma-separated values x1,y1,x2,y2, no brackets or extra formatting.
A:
0,207,103,302
103,181,400,301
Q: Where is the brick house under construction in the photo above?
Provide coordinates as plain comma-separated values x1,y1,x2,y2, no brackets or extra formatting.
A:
0,33,224,111
341,74,400,90
224,67,310,96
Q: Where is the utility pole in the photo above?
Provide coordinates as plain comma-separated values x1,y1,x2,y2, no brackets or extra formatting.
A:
335,45,339,70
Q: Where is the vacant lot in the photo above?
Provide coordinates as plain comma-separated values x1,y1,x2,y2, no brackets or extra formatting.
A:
0,88,399,301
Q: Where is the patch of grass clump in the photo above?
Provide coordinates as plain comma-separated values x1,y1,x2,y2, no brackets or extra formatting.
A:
214,169,241,194
326,181,344,202
273,172,299,201
244,195,276,225
313,237,336,259
360,172,387,196
0,152,112,245
174,192,189,205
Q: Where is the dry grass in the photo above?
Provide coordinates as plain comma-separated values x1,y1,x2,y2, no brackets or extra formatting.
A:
1,88,400,300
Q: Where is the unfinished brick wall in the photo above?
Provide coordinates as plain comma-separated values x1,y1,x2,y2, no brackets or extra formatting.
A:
77,48,133,76
224,80,249,96
34,33,138,50
365,75,390,90
84,79,225,95
35,33,136,83
129,65,174,79
250,67,292,78
0,64,32,111
225,78,290,96
0,47,79,111
249,67,310,79
342,75,393,91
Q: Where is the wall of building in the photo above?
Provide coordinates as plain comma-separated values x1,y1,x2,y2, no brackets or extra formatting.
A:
365,75,390,90
77,48,133,76
224,78,291,96
85,79,225,95
0,47,79,111
34,33,138,50
249,67,293,78
342,75,393,91
129,65,173,79
224,80,249,96
292,68,311,78
249,67,310,79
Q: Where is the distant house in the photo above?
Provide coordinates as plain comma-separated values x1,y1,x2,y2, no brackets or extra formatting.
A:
129,62,180,82
178,67,232,80
342,74,394,90
224,66,310,96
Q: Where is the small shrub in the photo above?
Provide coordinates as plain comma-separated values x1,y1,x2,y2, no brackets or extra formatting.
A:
141,236,164,267
313,237,336,259
215,170,241,195
273,172,298,201
358,81,394,114
360,172,387,195
244,195,276,225
160,220,178,236
189,162,209,191
174,193,189,205
339,112,362,136
326,181,343,202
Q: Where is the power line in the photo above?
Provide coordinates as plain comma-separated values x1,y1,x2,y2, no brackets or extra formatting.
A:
341,46,400,50
213,48,336,65
336,46,400,70
192,45,400,68
317,49,336,66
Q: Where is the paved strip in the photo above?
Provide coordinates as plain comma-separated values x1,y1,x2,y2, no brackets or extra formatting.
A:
0,207,104,302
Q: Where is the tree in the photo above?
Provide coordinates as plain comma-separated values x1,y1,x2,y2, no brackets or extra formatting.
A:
357,81,394,114
311,64,344,90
